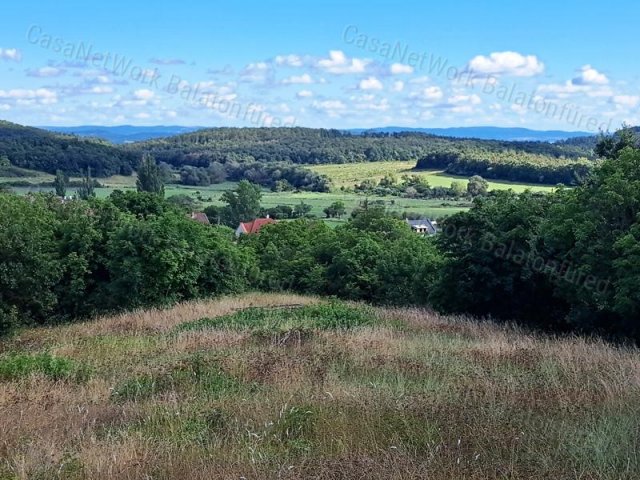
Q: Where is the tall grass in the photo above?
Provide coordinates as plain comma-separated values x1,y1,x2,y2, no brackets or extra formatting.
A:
0,294,638,479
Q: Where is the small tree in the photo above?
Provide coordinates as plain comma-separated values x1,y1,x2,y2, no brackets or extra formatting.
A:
467,175,489,197
76,167,95,200
53,170,67,197
136,153,165,196
323,201,346,218
450,181,466,198
0,155,10,168
294,201,313,218
220,180,262,225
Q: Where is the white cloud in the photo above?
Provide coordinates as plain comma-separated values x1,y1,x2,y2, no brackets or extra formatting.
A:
240,62,273,83
297,90,313,98
537,81,612,99
358,76,383,90
282,73,313,84
90,86,114,94
409,76,431,84
26,66,65,78
467,51,544,77
412,86,443,102
134,89,155,100
275,54,304,67
317,50,369,74
572,65,608,85
392,80,404,92
0,104,10,111
612,95,640,108
134,112,151,119
0,48,21,62
311,99,347,117
0,88,57,104
390,63,414,75
448,94,482,105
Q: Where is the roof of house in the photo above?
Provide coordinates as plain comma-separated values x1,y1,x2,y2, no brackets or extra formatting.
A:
406,218,437,234
190,212,210,225
237,217,276,234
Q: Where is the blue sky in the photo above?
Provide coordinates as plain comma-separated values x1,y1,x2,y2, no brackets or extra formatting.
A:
0,0,638,131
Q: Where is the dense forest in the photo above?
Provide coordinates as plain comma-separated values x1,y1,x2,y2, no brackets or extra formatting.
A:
1,128,639,341
415,149,593,185
129,127,597,187
0,122,599,188
0,121,139,177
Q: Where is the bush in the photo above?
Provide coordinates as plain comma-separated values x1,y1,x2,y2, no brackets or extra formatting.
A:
0,353,89,381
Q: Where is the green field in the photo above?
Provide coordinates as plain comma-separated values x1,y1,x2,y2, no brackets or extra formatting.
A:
309,161,559,193
4,159,561,221
5,174,471,220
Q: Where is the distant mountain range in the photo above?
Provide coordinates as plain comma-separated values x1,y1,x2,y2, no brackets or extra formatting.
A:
347,126,593,142
38,125,594,144
40,125,204,144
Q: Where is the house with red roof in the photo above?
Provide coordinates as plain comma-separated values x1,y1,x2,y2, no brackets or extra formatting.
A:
189,212,211,225
235,217,276,236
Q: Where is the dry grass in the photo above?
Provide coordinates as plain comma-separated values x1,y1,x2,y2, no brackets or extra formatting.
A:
1,294,639,479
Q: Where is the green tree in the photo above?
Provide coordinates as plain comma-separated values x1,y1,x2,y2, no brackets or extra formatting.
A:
220,180,262,226
595,124,637,160
136,153,165,196
467,175,489,197
293,201,313,218
54,170,67,197
76,167,96,200
323,201,346,218
450,181,466,198
0,155,9,168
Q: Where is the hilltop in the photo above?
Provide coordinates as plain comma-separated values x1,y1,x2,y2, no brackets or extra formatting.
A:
0,120,138,177
0,293,638,479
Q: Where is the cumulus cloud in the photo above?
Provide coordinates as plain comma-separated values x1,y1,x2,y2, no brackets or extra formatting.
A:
537,80,612,99
89,86,114,94
612,95,640,108
240,62,273,83
274,54,304,67
392,80,404,92
358,76,383,90
572,65,608,85
297,90,313,98
411,86,444,102
26,66,65,78
390,63,414,74
0,88,57,104
0,48,21,62
311,99,347,117
134,89,155,100
282,73,313,84
467,51,544,77
317,50,369,74
448,94,482,105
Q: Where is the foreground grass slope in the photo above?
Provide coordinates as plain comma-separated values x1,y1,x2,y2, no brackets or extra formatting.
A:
0,294,638,479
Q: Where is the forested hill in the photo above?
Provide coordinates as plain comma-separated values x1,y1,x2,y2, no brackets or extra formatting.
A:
0,120,139,177
1,121,598,185
131,127,593,166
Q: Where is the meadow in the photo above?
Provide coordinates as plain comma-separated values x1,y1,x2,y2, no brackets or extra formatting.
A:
4,173,472,220
0,293,638,479
2,160,561,222
308,161,559,193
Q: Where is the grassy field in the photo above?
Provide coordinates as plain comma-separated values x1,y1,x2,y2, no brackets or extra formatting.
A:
309,161,559,193
6,175,471,220
0,293,638,479
2,159,561,221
